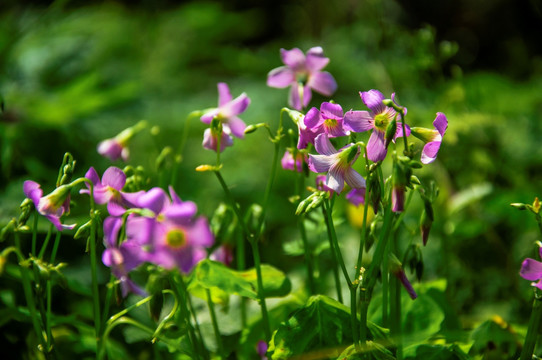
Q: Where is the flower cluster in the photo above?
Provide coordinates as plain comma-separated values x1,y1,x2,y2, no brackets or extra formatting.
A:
82,167,216,296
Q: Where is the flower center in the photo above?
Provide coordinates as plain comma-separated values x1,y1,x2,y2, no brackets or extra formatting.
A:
374,114,389,131
324,118,338,129
295,72,308,85
166,229,187,249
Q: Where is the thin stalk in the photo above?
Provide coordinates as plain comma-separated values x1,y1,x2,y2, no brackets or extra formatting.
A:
322,205,343,303
14,232,48,356
390,233,402,360
299,215,316,294
250,239,271,341
382,245,389,328
32,212,38,255
360,204,394,343
176,274,208,360
44,230,62,356
38,224,54,259
206,289,225,357
89,217,102,350
100,275,116,332
171,110,202,187
520,293,542,360
323,199,352,286
350,286,361,349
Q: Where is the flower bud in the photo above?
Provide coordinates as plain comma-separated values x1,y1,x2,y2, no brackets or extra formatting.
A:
283,108,305,126
388,253,417,300
384,117,397,148
245,203,264,239
211,203,237,242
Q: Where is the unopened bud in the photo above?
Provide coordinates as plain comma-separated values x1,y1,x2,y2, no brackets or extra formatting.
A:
245,204,264,238
283,108,304,126
533,197,541,214
510,203,529,211
384,117,397,148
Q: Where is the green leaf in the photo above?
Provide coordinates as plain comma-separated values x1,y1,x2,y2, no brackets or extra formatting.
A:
268,295,389,360
468,317,521,359
187,259,291,304
404,344,470,360
339,342,396,360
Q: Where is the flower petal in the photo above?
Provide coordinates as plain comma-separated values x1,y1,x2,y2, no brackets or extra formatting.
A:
367,131,387,162
433,112,448,136
303,107,323,129
102,167,126,190
361,90,386,115
343,110,374,133
421,141,441,164
308,71,337,97
225,116,247,139
280,48,306,70
344,168,366,189
84,167,101,186
188,217,214,248
23,180,42,205
103,216,123,247
217,82,232,106
221,93,250,118
164,202,198,225
107,200,127,217
168,186,183,204
521,258,542,281
314,133,338,156
137,187,170,214
305,47,330,72
126,216,155,245
326,163,346,194
289,83,303,111
308,154,335,173
346,188,366,206
267,66,295,88
320,102,343,120
200,109,219,124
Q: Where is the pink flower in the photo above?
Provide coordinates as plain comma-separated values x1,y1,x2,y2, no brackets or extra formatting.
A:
267,47,337,111
344,90,410,162
281,150,306,172
308,133,365,194
80,167,142,216
411,112,448,164
201,83,250,139
23,181,75,231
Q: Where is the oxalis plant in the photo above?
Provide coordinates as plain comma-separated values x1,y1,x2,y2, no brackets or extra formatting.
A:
0,46,535,360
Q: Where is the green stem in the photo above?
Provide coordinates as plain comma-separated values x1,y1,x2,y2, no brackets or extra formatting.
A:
171,110,202,187
175,273,208,360
14,232,49,356
360,204,394,343
250,239,272,341
323,199,352,286
390,234,402,360
350,286,361,349
299,215,316,294
38,224,54,259
322,205,343,303
100,275,115,333
206,289,224,357
89,216,102,352
520,292,542,360
32,212,38,255
382,244,389,328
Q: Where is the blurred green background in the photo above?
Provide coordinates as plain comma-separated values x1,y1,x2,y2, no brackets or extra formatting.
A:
1,0,542,355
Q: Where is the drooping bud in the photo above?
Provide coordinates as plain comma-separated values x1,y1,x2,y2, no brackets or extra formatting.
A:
211,203,237,243
388,253,417,300
245,203,264,240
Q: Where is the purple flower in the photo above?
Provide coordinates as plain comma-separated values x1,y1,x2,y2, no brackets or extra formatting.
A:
209,245,234,267
281,150,306,172
127,187,214,273
97,120,147,162
411,112,448,164
201,83,250,139
257,340,268,360
315,174,335,194
304,102,348,138
23,181,75,231
202,128,234,152
520,247,542,290
392,185,405,213
389,254,417,300
346,187,366,207
267,47,337,111
101,216,147,297
98,138,129,162
308,133,366,194
344,90,410,162
80,167,142,216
